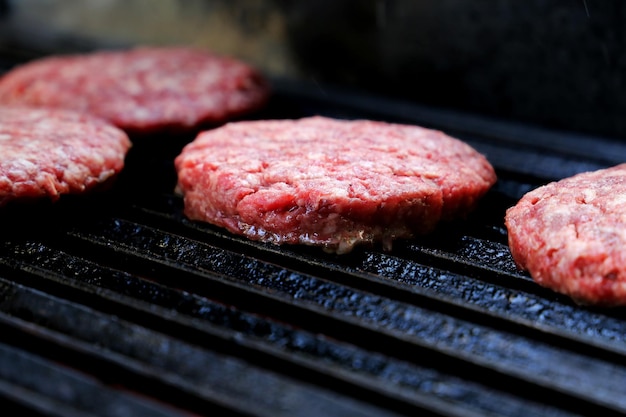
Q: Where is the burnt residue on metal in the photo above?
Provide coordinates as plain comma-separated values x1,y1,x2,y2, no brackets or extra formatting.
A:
351,249,626,355
56,196,626,355
0,241,606,417
121,193,626,357
401,234,528,284
0,243,578,417
0,279,408,417
26,218,626,414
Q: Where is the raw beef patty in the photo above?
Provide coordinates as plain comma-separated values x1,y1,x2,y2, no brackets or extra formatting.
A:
505,164,626,306
0,47,270,135
175,116,497,254
0,106,131,206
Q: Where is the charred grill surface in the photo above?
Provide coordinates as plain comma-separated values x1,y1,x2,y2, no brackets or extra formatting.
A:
1,72,626,416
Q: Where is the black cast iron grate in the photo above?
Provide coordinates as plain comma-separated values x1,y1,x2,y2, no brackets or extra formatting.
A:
1,69,626,416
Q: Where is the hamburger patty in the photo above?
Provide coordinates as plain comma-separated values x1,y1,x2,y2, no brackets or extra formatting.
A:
0,47,270,135
505,164,626,306
175,116,497,254
0,106,131,206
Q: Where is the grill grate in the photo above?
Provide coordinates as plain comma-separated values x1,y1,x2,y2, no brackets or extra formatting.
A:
1,75,626,416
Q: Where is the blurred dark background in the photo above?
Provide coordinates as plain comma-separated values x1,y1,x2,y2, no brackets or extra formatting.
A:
1,0,626,140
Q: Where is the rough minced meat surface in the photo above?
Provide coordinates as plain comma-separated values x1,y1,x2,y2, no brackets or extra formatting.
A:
505,164,626,306
0,106,131,206
175,116,497,254
0,47,270,135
